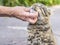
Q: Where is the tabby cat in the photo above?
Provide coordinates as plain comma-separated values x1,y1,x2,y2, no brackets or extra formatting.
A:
27,3,56,45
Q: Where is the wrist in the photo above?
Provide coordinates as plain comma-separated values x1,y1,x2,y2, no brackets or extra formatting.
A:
0,6,15,16
7,7,15,16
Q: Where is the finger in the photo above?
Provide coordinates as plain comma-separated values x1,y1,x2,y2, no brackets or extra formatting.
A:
20,16,27,21
23,12,38,18
24,7,30,12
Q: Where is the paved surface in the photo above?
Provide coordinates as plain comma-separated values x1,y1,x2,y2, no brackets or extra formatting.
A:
50,7,60,45
0,7,60,45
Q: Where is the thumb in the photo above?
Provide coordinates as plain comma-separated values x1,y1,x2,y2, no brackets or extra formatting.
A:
27,17,37,24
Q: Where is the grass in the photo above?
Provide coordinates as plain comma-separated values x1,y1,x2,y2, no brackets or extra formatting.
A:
0,0,60,6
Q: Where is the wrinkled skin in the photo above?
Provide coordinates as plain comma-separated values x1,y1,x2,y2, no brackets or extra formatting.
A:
27,3,56,45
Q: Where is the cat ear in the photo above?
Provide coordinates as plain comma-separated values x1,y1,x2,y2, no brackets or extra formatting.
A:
43,7,51,16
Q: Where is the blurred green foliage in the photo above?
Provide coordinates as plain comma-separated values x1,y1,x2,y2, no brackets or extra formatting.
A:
0,0,60,6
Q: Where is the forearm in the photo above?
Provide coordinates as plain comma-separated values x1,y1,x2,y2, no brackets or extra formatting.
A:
0,6,13,16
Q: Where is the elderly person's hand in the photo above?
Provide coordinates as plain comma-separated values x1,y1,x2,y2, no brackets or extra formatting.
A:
13,6,38,24
0,6,38,24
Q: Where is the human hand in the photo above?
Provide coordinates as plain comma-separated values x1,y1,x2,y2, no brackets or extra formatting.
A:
12,6,38,24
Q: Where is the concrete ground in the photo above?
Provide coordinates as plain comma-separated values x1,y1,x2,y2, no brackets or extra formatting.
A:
0,6,60,45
